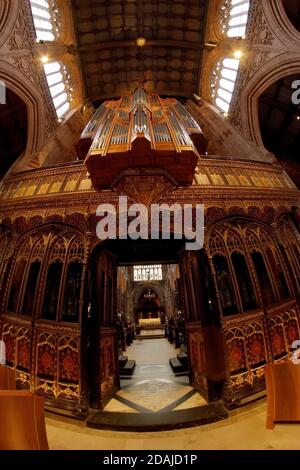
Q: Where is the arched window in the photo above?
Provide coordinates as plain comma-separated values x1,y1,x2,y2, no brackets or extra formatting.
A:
265,247,290,300
42,261,63,320
41,236,66,321
43,62,73,119
7,259,27,313
62,261,82,323
231,252,257,311
211,58,240,113
220,0,250,38
29,0,61,42
213,254,238,316
251,251,275,307
21,261,41,316
133,265,163,281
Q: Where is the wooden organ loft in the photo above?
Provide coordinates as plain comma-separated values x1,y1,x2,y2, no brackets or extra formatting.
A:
76,88,208,188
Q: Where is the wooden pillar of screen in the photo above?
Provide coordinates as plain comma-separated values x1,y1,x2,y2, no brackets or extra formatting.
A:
181,250,227,401
91,249,119,410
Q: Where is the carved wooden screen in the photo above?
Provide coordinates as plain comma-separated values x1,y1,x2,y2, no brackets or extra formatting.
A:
206,221,291,315
41,237,66,321
251,251,275,306
7,238,32,313
231,252,257,311
20,237,45,317
0,236,15,313
61,237,84,323
257,225,291,301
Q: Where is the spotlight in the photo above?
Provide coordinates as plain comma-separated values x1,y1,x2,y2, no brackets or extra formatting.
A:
41,55,49,64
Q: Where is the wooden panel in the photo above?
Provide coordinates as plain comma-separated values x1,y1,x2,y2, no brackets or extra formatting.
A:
186,322,207,397
1,319,31,387
265,363,300,429
0,365,16,390
98,328,119,409
34,325,81,402
0,391,48,450
223,312,269,399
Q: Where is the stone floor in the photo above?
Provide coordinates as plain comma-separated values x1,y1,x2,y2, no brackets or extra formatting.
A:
138,329,165,337
45,338,300,449
106,338,205,414
46,400,300,450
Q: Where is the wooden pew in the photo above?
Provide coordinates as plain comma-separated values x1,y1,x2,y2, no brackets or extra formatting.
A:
0,391,49,450
0,365,16,390
265,362,300,429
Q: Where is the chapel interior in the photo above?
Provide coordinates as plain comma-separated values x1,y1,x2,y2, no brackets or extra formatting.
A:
0,0,300,450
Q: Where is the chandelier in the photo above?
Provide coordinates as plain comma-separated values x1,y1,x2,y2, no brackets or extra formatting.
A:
144,288,155,300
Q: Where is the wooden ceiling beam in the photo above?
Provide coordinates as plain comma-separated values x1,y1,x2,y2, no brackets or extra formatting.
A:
78,39,203,52
90,90,191,103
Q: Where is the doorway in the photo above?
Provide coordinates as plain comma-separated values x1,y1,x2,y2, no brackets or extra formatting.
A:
85,239,225,411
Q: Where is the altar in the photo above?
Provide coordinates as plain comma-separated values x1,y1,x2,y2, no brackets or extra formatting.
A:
138,318,161,329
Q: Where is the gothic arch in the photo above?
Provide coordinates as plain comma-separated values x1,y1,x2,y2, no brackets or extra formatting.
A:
0,61,47,170
266,0,300,46
133,283,166,310
240,53,300,147
0,0,19,49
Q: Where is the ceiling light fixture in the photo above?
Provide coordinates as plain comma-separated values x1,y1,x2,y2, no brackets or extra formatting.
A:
136,37,146,48
233,50,243,59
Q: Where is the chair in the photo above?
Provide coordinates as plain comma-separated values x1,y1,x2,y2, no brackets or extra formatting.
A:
0,391,49,449
265,362,300,429
0,365,16,390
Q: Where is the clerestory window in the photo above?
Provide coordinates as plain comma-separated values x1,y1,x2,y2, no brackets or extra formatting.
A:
134,265,163,282
211,58,240,113
29,0,61,42
43,61,73,119
220,0,250,38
